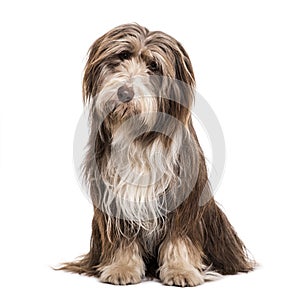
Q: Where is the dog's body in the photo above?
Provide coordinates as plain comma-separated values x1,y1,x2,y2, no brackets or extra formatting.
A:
61,24,254,286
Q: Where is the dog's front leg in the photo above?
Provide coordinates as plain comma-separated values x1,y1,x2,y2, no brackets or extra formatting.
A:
97,241,145,285
158,237,205,287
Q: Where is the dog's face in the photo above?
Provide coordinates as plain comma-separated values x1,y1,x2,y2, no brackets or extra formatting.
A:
83,24,195,136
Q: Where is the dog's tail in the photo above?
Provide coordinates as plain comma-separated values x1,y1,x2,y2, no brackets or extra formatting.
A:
200,199,255,275
54,216,102,276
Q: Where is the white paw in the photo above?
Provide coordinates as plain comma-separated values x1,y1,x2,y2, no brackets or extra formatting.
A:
99,264,143,285
160,266,205,287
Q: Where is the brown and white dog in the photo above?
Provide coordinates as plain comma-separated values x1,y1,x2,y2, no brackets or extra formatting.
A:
60,23,254,286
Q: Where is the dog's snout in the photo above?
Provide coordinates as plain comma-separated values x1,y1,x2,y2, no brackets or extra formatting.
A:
117,85,134,102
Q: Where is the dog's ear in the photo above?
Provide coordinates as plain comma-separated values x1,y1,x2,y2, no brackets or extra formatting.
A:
82,37,105,104
168,42,195,118
174,42,195,87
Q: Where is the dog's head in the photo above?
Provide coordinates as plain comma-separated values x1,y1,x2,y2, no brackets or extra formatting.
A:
83,24,195,137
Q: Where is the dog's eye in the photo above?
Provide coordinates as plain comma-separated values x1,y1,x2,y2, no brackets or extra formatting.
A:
118,51,131,60
148,60,159,72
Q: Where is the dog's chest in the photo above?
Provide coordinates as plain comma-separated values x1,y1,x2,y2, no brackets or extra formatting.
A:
101,139,179,224
106,140,177,201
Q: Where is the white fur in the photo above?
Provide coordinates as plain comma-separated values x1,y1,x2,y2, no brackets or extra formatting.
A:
98,241,145,285
159,238,221,286
100,130,182,231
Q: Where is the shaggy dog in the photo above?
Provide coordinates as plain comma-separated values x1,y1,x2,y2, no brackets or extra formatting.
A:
60,23,254,286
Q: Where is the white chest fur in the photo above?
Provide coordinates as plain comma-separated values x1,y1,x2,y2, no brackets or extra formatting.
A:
100,136,180,227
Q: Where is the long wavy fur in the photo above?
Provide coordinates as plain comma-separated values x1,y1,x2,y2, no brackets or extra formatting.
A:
58,23,254,283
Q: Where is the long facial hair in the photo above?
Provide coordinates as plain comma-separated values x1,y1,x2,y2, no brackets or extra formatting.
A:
83,25,198,238
59,23,254,279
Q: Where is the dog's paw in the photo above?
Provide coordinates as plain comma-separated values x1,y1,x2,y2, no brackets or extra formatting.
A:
160,266,205,287
99,264,143,285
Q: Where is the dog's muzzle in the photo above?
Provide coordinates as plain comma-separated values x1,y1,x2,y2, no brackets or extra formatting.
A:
117,85,134,103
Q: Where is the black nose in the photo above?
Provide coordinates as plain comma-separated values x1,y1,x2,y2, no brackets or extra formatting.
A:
117,85,134,102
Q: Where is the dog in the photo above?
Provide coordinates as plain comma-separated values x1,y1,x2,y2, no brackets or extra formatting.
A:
60,23,254,286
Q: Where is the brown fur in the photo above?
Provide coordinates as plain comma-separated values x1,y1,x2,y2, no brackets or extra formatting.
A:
58,23,254,286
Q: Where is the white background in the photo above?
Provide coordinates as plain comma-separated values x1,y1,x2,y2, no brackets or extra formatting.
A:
1,0,300,295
